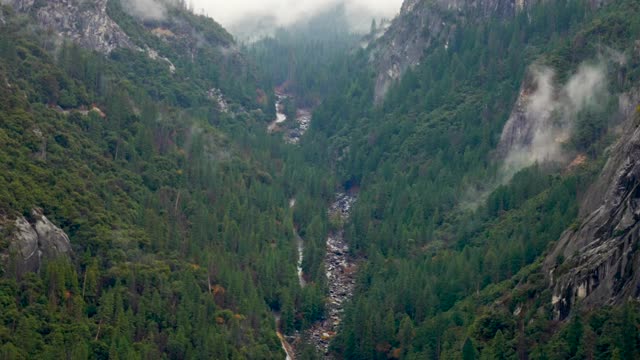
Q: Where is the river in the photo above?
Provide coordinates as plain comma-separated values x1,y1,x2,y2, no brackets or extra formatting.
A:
270,93,358,358
268,93,288,133
273,198,304,360
267,92,312,144
274,313,296,360
275,192,358,359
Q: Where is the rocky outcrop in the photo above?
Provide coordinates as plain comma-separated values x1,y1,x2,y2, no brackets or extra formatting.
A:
370,0,453,104
286,110,311,145
146,14,237,63
496,71,541,160
1,209,73,275
544,95,640,320
496,61,610,182
370,0,539,103
208,88,229,113
2,0,134,53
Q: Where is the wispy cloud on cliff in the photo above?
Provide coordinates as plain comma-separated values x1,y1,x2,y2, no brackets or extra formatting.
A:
501,62,608,179
120,0,168,21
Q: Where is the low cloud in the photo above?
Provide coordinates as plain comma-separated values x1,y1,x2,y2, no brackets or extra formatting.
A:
117,0,401,38
501,62,608,179
193,0,402,32
120,0,167,21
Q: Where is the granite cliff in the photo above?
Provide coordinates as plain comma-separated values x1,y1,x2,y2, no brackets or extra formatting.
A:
1,209,73,275
545,90,640,319
1,0,134,53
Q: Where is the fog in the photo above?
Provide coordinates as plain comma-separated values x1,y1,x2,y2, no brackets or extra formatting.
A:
501,62,608,179
119,0,402,38
460,61,609,210
191,0,403,31
121,0,167,21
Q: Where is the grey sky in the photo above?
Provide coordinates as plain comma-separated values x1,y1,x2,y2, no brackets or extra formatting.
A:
190,0,403,28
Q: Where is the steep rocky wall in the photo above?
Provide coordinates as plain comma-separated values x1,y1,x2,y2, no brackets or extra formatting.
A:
495,71,539,160
370,0,451,104
2,0,134,53
544,93,640,320
1,209,73,275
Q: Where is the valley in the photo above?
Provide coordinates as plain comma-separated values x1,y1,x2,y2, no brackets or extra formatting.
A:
275,191,358,359
1,0,640,359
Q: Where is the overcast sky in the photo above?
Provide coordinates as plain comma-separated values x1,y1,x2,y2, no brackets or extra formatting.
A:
190,0,404,28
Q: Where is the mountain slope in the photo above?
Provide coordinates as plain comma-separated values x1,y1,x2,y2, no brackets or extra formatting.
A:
292,0,640,358
0,1,313,358
369,0,610,103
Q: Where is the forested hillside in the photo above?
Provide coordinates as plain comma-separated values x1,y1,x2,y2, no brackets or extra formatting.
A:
248,4,364,110
282,0,640,358
0,1,335,358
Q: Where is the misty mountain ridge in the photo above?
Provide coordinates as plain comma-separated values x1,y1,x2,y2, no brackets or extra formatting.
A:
229,1,395,43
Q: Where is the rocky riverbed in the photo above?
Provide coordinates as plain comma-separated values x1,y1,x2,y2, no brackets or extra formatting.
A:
275,192,358,359
285,109,312,144
305,192,358,357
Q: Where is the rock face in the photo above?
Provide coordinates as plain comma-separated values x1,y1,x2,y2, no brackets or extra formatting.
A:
1,209,73,274
496,72,541,160
496,62,610,181
370,0,536,103
2,0,134,53
544,95,640,320
495,66,568,178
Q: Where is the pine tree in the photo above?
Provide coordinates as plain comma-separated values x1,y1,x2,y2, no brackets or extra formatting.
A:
462,338,478,360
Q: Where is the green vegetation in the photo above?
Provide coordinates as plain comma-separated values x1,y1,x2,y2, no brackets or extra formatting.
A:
279,0,640,358
248,4,363,108
0,2,335,358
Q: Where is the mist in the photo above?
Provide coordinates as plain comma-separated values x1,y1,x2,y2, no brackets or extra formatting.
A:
501,62,608,180
117,0,401,39
460,61,609,211
191,0,403,34
120,0,168,21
